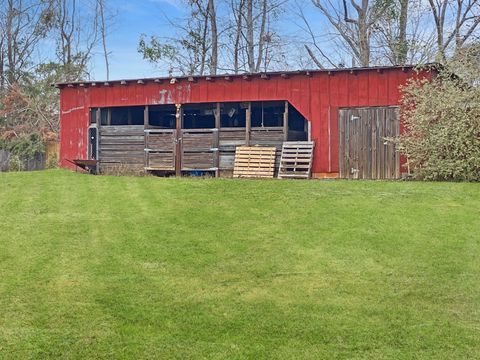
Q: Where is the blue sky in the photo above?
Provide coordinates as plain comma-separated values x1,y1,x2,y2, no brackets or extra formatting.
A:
88,0,324,80
89,0,181,80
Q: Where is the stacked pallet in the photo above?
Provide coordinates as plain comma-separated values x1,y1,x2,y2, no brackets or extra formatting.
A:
278,141,315,179
233,146,276,178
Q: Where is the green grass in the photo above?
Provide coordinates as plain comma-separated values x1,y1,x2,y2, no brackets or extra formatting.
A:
0,170,479,359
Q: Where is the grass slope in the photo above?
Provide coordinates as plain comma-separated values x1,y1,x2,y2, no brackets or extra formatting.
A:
0,170,479,359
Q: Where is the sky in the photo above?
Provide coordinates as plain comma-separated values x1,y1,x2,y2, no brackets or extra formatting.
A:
89,0,181,80
88,0,323,81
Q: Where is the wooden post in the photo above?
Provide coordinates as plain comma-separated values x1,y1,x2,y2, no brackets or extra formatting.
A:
144,105,149,129
144,106,149,172
96,108,101,174
175,104,183,177
246,102,251,146
107,108,111,126
214,103,220,177
283,101,289,141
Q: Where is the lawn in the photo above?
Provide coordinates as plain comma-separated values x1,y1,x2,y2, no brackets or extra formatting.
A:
0,170,479,359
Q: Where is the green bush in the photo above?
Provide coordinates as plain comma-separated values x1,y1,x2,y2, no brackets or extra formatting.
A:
399,56,480,181
8,154,24,172
0,134,45,172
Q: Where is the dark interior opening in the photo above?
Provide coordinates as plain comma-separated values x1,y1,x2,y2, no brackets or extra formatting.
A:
183,103,216,129
287,104,308,141
90,109,97,124
110,106,144,126
100,108,108,125
220,102,247,127
251,101,284,127
149,105,176,128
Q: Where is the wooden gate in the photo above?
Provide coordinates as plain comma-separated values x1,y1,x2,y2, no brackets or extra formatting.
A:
339,107,400,179
145,129,176,171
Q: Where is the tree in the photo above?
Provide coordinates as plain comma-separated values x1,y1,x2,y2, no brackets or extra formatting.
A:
428,0,480,61
139,0,218,76
0,0,53,89
139,0,287,75
310,0,390,67
51,0,102,81
228,0,285,72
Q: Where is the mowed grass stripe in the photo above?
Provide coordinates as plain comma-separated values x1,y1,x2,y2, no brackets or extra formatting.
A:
0,170,479,359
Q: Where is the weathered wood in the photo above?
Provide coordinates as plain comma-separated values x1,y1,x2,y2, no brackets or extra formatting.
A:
338,107,400,179
147,152,175,170
182,152,216,170
214,103,221,176
283,101,289,141
182,130,216,151
144,106,149,129
98,125,145,173
278,141,314,179
245,102,251,146
96,108,101,173
175,104,182,176
146,131,176,151
219,151,235,169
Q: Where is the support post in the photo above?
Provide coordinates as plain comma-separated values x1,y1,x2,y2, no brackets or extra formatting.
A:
246,102,251,146
144,106,149,172
214,103,220,177
144,105,149,129
96,108,101,174
175,104,183,177
283,101,289,141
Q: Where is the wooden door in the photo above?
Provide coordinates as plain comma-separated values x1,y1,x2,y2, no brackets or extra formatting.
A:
339,107,400,179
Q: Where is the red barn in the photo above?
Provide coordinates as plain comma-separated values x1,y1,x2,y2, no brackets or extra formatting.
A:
56,65,434,179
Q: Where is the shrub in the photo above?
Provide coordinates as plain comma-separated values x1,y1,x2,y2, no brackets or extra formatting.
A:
399,52,480,181
8,155,24,172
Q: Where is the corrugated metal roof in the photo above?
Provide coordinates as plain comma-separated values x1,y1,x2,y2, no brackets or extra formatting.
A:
54,63,439,88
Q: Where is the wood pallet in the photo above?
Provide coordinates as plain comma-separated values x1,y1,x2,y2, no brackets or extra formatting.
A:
278,141,315,179
233,146,276,178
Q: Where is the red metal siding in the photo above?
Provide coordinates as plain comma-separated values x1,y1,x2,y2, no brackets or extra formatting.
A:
59,67,432,175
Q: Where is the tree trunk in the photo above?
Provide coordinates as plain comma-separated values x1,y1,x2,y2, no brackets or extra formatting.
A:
246,0,255,72
396,0,409,65
208,0,218,75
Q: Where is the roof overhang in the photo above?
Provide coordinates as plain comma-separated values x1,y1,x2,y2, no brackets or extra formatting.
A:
53,63,440,89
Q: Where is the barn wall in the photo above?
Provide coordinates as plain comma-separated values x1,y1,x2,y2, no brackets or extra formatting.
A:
59,67,430,176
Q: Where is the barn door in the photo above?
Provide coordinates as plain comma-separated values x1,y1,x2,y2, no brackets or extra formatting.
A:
339,107,400,179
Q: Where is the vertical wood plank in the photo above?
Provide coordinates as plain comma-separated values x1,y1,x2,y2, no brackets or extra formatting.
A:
96,108,101,174
246,102,251,146
175,104,183,177
371,108,377,179
283,100,289,141
143,106,149,171
144,105,149,129
338,109,344,178
214,102,220,177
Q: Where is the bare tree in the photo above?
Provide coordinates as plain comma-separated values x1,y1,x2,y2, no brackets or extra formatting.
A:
428,0,480,60
52,0,101,81
310,0,389,67
227,0,286,73
98,0,109,80
373,0,435,65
